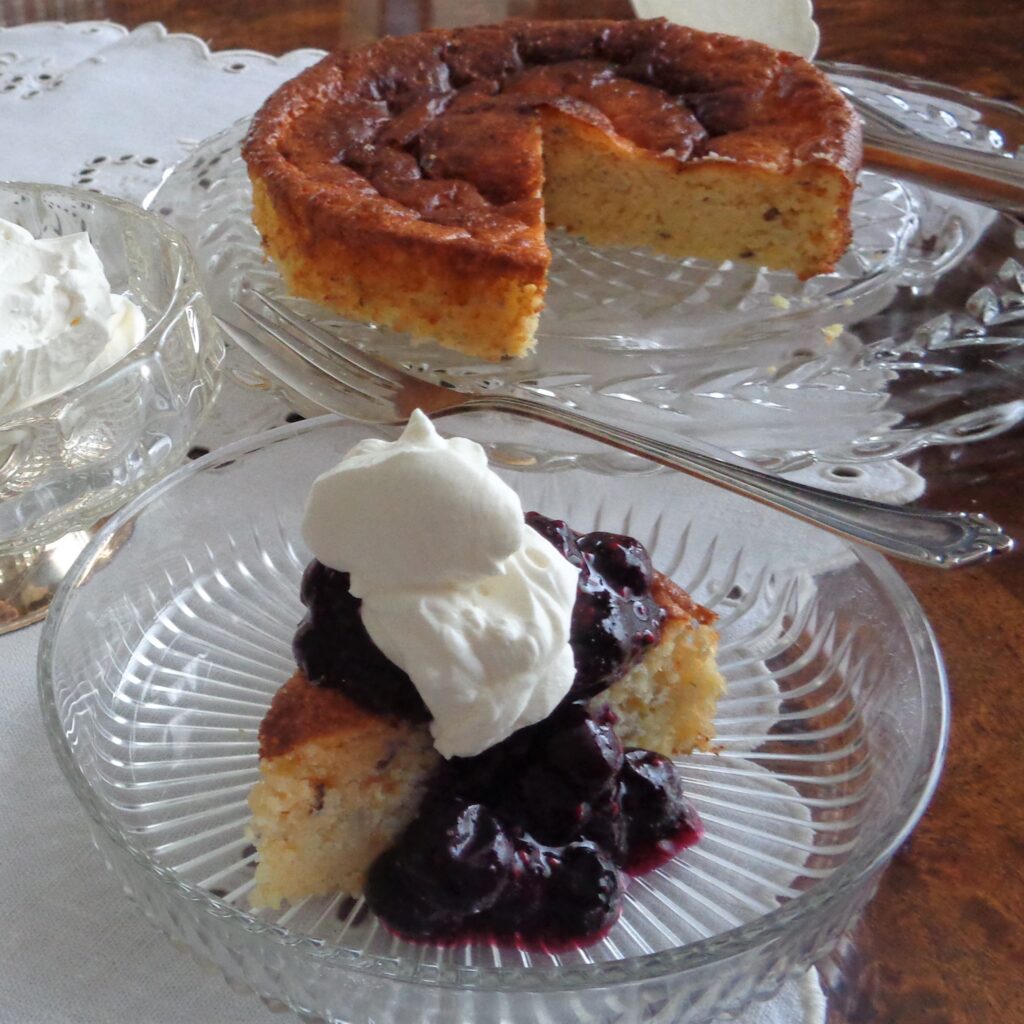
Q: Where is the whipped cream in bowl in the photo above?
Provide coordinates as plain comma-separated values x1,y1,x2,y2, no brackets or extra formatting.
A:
0,217,147,416
0,182,222,627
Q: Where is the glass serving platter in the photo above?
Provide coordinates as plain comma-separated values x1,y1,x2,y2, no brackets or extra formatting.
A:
147,66,1024,473
39,414,947,1024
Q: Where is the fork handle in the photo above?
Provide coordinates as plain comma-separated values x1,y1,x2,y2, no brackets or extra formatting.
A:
463,397,1012,569
863,139,1024,214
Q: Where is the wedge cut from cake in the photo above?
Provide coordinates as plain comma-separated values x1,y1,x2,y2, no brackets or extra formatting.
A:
249,564,723,913
243,18,862,361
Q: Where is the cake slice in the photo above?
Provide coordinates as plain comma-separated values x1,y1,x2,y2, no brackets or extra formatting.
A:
249,674,437,908
249,570,723,909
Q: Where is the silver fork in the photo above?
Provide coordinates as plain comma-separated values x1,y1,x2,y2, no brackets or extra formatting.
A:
217,290,1012,569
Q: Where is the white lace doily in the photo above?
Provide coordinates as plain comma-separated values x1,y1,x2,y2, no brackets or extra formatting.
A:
0,21,320,188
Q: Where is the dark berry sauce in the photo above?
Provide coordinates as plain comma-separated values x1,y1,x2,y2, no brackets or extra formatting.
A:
526,512,666,701
294,560,429,721
294,512,701,947
295,513,667,717
365,701,701,946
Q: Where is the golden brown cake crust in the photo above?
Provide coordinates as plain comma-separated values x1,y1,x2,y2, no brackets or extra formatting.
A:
244,18,860,247
651,570,717,626
259,670,404,761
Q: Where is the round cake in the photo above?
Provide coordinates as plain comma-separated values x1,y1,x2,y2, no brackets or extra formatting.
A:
244,18,861,361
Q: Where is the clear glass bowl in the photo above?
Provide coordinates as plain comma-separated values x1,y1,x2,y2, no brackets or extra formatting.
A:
38,414,948,1024
0,183,223,588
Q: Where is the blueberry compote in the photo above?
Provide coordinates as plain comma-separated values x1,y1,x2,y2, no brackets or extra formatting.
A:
366,701,702,946
294,560,429,721
526,512,666,701
295,512,702,947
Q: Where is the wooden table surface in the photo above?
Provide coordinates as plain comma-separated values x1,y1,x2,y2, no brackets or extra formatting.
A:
4,2,1022,1022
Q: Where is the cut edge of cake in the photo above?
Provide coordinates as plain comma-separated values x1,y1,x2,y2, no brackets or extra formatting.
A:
540,108,856,281
603,574,725,757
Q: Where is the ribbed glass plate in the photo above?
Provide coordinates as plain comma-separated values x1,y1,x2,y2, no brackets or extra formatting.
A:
40,414,947,1024
148,68,1024,473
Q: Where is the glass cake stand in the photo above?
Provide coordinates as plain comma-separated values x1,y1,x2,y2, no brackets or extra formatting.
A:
146,66,1024,492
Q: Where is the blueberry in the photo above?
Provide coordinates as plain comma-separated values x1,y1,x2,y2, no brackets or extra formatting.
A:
568,590,626,699
485,837,555,936
401,799,513,914
508,760,590,846
582,783,628,865
365,845,464,938
545,841,621,939
619,749,696,858
541,702,623,801
579,533,654,596
525,512,583,567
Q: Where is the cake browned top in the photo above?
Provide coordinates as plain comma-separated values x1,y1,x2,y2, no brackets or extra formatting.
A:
243,18,860,265
260,569,716,762
258,670,402,761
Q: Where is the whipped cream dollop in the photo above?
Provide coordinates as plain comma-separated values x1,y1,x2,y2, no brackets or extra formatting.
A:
302,410,580,758
0,218,146,416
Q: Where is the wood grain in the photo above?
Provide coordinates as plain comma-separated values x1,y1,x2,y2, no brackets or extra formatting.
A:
3,2,1020,1021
